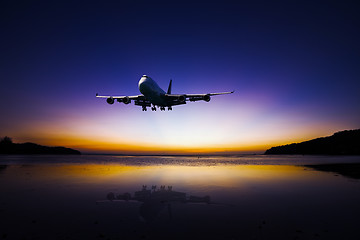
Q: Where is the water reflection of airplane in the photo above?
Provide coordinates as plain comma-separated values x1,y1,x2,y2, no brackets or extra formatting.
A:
97,185,214,222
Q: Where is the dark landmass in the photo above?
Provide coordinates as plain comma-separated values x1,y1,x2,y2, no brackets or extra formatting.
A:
265,129,360,155
305,163,360,179
0,137,81,155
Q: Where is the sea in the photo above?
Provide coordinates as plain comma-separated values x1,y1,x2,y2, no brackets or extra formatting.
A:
1,154,360,240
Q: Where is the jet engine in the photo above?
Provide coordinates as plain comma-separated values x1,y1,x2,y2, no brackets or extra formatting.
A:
107,97,114,104
178,95,186,102
188,94,211,102
123,96,131,104
116,97,131,104
203,94,211,102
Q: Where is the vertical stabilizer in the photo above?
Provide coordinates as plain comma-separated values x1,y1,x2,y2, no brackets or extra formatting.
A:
167,79,172,94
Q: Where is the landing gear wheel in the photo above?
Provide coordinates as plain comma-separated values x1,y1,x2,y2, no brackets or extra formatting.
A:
151,107,156,111
168,107,172,111
142,106,147,111
160,107,165,111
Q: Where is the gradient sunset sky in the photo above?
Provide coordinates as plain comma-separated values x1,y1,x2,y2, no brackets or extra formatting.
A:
1,1,359,154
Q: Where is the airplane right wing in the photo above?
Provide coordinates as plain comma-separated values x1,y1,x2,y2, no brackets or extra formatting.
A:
95,93,151,107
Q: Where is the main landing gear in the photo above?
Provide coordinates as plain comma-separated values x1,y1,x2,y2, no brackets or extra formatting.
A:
143,106,173,111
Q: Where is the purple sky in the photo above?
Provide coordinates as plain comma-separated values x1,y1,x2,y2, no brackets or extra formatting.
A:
1,1,359,153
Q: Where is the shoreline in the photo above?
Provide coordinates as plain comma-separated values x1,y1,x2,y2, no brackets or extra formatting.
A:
304,163,360,179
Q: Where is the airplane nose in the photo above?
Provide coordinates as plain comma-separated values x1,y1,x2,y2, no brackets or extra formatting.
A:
140,75,148,82
139,76,148,90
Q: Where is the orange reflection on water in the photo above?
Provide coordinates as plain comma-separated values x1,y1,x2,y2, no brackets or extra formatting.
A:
1,161,359,240
23,164,321,191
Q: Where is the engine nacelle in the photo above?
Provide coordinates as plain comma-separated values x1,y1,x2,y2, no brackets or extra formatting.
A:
123,96,131,104
178,95,186,102
203,94,211,102
116,97,131,104
107,97,114,104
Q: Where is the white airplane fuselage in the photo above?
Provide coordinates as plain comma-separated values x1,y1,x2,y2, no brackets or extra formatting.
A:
138,75,167,106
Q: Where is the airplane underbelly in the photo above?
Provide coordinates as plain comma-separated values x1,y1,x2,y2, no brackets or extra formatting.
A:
139,81,167,106
147,93,166,106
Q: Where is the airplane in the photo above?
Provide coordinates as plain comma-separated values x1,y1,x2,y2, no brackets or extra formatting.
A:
96,75,234,111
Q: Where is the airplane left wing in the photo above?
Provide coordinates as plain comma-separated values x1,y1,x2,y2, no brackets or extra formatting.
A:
208,91,235,96
165,91,234,103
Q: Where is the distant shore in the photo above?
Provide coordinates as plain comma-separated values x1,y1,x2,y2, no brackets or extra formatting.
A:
0,137,81,155
265,129,360,155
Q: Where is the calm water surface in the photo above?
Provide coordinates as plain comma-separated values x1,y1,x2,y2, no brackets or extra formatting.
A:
0,155,359,239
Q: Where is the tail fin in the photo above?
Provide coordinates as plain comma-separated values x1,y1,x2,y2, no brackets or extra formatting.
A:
167,79,172,94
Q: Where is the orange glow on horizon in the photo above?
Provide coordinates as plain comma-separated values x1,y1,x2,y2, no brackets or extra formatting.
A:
8,111,352,155
11,133,318,155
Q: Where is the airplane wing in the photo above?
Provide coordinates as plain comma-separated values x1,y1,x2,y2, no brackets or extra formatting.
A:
186,91,234,97
96,93,151,107
165,91,234,103
95,93,143,100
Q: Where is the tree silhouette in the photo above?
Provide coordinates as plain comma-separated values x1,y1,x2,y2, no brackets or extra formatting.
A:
0,136,13,144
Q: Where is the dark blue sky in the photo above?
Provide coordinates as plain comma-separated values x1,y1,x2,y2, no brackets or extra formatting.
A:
1,1,359,153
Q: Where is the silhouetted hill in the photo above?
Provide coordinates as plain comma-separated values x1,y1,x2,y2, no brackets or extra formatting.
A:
265,129,360,155
0,137,81,155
